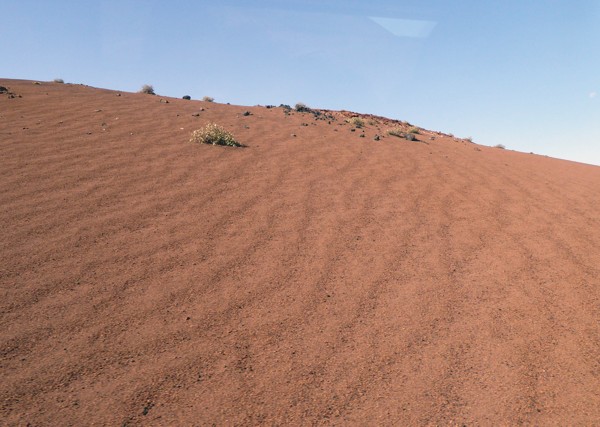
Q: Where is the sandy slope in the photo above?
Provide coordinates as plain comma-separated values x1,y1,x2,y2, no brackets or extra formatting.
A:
1,78,599,426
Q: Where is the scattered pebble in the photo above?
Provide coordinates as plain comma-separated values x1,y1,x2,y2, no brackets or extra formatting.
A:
142,402,154,416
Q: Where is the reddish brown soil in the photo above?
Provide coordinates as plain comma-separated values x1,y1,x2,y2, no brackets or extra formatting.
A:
1,78,599,426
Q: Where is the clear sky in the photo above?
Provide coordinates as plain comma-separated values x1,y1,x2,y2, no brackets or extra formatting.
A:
2,0,600,165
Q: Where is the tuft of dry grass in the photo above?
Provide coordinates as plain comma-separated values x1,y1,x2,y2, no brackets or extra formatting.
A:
387,127,419,141
53,78,64,84
494,144,506,149
202,96,214,102
189,123,241,147
387,127,405,138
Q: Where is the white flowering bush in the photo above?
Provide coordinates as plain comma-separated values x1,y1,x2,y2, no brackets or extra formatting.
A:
190,123,241,147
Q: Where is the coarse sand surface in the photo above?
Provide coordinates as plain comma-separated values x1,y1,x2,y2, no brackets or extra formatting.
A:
1,79,599,425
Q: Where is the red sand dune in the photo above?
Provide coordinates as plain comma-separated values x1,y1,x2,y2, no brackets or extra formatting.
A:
1,78,599,425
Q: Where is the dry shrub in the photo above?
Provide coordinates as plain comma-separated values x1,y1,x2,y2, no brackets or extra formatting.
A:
295,102,311,112
347,117,365,128
139,84,155,95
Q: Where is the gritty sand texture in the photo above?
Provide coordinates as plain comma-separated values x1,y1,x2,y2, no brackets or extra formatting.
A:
1,79,599,425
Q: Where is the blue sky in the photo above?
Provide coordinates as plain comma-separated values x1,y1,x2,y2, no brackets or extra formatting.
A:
2,0,600,165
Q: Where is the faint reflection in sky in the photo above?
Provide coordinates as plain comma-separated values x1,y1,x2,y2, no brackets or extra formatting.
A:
369,17,437,38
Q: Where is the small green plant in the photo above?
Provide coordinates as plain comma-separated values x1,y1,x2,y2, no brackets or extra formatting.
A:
347,117,365,128
139,84,155,95
190,123,241,147
202,96,214,102
53,78,64,83
494,144,506,149
408,126,420,134
182,95,191,100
